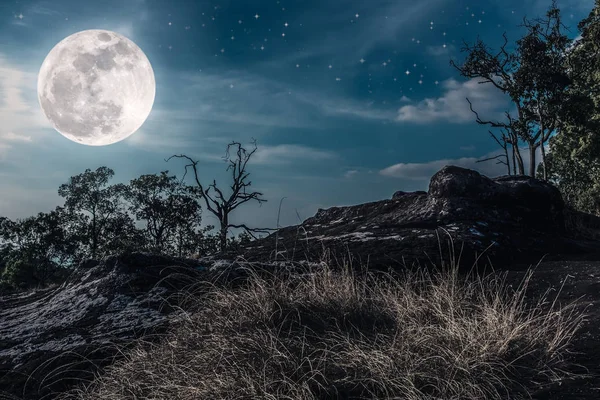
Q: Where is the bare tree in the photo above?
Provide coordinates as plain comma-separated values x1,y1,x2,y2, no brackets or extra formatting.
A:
467,100,526,175
167,140,275,252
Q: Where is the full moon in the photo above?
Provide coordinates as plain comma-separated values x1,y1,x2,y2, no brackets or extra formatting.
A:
37,29,155,146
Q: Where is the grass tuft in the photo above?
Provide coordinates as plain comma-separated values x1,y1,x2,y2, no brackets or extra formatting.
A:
59,255,586,400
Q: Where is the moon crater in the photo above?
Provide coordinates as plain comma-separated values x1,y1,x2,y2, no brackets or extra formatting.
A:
37,29,155,146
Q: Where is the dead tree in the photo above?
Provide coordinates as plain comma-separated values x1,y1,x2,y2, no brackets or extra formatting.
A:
167,140,275,252
467,99,526,175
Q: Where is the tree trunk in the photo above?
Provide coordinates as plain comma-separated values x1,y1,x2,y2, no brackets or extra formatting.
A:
219,216,228,252
511,143,517,175
91,213,97,259
540,137,547,181
528,143,537,177
504,146,511,175
515,146,525,175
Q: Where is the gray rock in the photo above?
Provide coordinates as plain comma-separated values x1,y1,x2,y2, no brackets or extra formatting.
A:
0,252,205,399
214,166,600,270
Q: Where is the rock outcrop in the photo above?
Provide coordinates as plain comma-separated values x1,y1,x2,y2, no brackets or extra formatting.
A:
0,253,206,400
212,166,600,271
3,165,600,399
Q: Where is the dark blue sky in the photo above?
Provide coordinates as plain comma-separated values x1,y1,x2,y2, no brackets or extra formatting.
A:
0,0,593,230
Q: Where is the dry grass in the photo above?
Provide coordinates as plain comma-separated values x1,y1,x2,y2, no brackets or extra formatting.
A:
59,256,586,400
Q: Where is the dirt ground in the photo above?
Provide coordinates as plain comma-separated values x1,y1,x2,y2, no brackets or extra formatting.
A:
502,260,600,399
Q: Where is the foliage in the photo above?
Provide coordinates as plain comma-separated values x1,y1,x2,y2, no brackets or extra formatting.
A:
58,167,134,259
451,1,590,178
125,171,204,256
1,156,264,290
0,207,75,290
542,0,600,215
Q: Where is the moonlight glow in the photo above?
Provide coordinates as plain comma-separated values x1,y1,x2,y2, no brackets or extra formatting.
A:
37,29,155,146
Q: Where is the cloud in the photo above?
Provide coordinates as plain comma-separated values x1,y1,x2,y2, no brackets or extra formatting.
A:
1,132,32,142
379,146,543,181
344,170,359,179
460,145,476,151
396,78,511,124
29,3,63,16
426,44,456,57
0,55,50,154
253,144,337,165
318,102,396,121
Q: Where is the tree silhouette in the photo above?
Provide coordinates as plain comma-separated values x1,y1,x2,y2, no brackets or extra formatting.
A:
125,171,203,254
450,1,587,178
58,167,130,259
543,0,600,214
168,140,274,252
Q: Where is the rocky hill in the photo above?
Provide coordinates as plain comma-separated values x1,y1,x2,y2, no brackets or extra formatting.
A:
2,165,600,399
210,165,600,270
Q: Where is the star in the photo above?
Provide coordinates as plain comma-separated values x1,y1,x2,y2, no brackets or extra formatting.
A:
435,80,439,85
296,64,300,68
405,70,410,75
220,48,225,53
229,84,234,88
443,32,446,36
336,77,341,81
260,45,265,50
443,44,447,48
254,14,260,19
416,40,420,44
17,13,23,19
413,63,417,67
355,13,359,18
478,19,482,23
418,80,423,84
393,78,397,81
282,33,285,37
238,20,243,24
359,58,365,63
328,64,332,69
168,45,172,50
284,22,289,27
231,36,235,40
168,22,172,26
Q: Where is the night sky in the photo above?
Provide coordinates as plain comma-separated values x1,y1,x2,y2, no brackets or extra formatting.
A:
0,0,593,230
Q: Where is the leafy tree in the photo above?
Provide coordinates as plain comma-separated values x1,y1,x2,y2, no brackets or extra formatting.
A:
101,210,148,255
451,1,589,178
543,0,600,214
168,140,274,252
125,171,203,255
58,167,131,259
0,207,75,288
